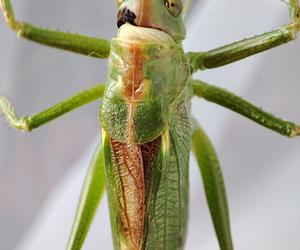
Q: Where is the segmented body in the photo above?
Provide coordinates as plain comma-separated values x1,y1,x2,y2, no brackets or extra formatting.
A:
101,24,191,250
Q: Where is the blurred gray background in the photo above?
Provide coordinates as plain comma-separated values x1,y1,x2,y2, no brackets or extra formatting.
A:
0,0,300,249
0,0,115,249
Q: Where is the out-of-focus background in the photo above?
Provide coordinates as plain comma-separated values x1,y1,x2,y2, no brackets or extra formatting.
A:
0,0,115,248
0,0,300,249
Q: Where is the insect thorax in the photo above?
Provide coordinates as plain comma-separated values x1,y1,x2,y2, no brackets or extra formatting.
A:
100,23,190,144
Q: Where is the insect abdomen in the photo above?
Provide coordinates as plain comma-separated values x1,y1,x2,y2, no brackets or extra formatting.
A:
103,100,191,250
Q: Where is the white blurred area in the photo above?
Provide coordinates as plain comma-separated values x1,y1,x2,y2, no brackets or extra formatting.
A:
0,0,300,249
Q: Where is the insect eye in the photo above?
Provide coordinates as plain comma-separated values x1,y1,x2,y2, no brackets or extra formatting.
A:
165,0,182,17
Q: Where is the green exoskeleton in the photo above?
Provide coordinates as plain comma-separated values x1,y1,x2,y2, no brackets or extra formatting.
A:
102,2,190,248
0,0,300,249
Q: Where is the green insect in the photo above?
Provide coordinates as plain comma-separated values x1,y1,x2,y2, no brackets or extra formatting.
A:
1,0,300,249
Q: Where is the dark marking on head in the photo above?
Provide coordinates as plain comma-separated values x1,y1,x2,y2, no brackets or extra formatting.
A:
117,8,136,28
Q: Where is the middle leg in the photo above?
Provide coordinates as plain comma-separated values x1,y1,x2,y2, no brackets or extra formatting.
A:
0,84,106,132
192,79,300,138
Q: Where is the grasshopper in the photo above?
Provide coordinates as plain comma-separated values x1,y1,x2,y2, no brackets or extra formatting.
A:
0,0,300,249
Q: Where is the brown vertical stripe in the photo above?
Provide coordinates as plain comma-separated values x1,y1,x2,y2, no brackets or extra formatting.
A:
139,0,151,27
123,45,144,101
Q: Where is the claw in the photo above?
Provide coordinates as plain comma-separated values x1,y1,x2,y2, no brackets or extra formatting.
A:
0,0,10,18
289,0,300,21
0,96,30,132
290,125,300,137
0,0,8,22
287,0,300,35
0,0,22,32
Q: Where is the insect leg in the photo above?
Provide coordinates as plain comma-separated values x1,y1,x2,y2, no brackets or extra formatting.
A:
192,79,300,137
67,142,106,250
290,0,300,21
0,0,110,58
0,84,105,132
191,119,233,250
187,1,300,71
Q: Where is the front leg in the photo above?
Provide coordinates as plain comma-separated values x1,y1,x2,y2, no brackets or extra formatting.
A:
0,0,110,58
188,0,300,71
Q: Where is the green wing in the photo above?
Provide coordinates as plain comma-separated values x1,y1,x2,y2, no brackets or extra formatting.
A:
144,100,191,250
